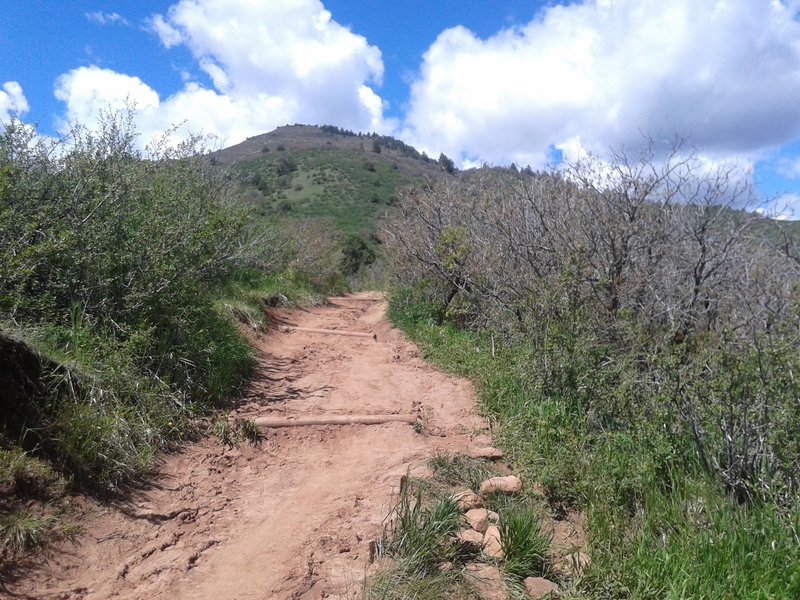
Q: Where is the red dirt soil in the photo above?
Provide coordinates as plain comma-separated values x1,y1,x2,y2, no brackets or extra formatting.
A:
8,293,491,599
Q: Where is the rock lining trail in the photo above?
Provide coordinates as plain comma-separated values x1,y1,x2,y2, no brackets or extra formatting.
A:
10,293,491,599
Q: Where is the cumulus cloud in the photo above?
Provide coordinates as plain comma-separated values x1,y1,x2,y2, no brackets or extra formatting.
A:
402,0,800,168
54,65,286,148
56,0,390,148
55,68,159,126
0,81,29,122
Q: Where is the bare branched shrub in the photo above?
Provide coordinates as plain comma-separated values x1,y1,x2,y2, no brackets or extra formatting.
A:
386,141,800,503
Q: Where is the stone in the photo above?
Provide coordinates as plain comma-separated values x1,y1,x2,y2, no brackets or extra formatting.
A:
459,528,485,547
483,525,503,558
464,508,490,533
480,475,522,496
452,490,484,511
570,550,591,575
438,561,454,572
524,577,559,598
465,563,507,600
487,510,500,524
472,446,504,460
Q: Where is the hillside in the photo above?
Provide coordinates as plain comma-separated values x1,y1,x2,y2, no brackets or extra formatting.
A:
212,125,447,238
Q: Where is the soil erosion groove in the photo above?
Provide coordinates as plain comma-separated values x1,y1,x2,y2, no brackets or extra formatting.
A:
13,292,489,600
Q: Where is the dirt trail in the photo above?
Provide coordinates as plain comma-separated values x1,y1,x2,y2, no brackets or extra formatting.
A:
10,293,490,600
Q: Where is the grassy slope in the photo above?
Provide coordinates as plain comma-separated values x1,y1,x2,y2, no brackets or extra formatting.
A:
387,293,800,600
213,125,444,240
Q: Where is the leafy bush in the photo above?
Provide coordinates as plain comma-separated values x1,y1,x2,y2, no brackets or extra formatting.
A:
385,147,800,503
341,234,376,275
0,109,264,491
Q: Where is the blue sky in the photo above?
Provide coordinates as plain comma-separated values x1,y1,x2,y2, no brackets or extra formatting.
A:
3,0,800,217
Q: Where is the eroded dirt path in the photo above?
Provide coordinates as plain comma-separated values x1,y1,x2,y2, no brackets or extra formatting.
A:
11,293,490,599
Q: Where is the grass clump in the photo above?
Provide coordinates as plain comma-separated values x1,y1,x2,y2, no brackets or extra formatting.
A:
209,420,240,449
427,453,496,494
208,418,261,449
366,567,478,600
0,448,65,500
367,476,478,599
382,477,463,574
499,506,551,580
236,418,261,445
0,512,55,555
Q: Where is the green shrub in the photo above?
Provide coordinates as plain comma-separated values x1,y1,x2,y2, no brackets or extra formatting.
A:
0,110,263,492
341,234,376,275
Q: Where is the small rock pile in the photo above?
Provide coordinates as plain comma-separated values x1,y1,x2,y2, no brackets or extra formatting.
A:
451,448,561,599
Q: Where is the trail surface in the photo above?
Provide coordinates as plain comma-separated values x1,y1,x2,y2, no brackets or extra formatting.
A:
11,293,489,599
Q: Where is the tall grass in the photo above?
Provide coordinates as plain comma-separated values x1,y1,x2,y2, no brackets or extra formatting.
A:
499,506,551,580
382,477,463,575
390,292,800,599
368,475,480,600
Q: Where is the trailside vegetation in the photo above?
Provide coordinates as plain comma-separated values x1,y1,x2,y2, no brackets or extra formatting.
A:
385,142,800,598
0,111,340,560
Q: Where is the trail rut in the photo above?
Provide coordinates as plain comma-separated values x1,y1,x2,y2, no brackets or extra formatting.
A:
9,293,490,599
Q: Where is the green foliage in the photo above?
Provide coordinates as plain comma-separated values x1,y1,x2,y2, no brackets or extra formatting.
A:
0,448,65,499
209,420,239,449
390,294,800,599
382,477,464,575
341,234,377,275
236,418,261,445
438,153,456,174
234,148,402,237
207,417,260,449
499,506,551,580
386,159,800,503
0,512,55,555
366,567,476,600
427,453,495,493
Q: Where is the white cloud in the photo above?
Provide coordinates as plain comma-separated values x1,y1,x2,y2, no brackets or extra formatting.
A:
56,0,390,149
0,81,30,122
54,67,159,131
147,14,183,48
756,192,800,220
777,156,800,179
161,0,387,130
53,65,289,149
86,11,129,26
402,0,800,168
